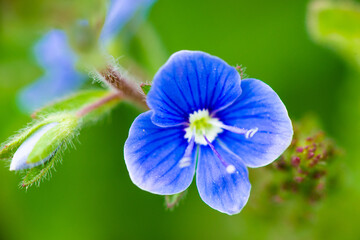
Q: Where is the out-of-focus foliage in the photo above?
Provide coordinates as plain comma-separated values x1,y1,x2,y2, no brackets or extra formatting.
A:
308,0,360,69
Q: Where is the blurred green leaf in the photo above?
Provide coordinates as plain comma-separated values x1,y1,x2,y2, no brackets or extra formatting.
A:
308,1,360,69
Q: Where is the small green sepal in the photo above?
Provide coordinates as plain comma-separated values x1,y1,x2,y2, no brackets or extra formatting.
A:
140,83,152,95
21,148,60,188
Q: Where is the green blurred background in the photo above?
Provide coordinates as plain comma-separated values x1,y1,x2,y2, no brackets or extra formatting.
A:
1,0,359,239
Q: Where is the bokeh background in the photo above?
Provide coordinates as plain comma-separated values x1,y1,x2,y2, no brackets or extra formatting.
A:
1,0,359,239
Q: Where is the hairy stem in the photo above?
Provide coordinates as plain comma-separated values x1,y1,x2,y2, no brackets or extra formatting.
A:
99,66,149,109
76,92,122,118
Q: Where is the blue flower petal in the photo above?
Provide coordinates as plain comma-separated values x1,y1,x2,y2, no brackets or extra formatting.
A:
124,111,196,195
196,141,251,215
217,78,293,168
17,30,87,112
33,30,77,70
147,50,242,127
100,0,157,44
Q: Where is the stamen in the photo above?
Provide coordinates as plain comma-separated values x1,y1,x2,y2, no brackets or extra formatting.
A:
204,136,236,174
179,135,195,168
210,120,258,139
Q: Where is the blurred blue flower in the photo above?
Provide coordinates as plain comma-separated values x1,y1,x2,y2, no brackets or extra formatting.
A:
18,0,157,112
100,0,157,45
18,30,87,112
124,51,293,215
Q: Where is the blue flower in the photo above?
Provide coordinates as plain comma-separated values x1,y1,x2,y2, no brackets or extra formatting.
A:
124,51,293,215
18,0,156,112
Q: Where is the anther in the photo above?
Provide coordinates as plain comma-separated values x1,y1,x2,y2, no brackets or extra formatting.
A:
211,122,258,139
245,128,258,139
226,165,236,174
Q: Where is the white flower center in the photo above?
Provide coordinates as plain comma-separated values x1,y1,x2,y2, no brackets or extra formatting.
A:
184,109,223,145
181,109,259,174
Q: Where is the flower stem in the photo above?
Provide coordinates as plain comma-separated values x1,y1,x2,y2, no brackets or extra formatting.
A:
99,66,149,109
76,92,122,118
165,191,187,210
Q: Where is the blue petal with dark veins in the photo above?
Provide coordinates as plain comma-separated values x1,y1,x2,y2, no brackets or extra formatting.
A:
147,50,242,127
217,78,293,168
196,141,251,215
124,111,196,195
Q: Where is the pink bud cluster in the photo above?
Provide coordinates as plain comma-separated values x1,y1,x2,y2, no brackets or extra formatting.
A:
269,119,340,204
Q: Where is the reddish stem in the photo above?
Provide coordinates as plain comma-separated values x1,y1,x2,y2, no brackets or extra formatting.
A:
76,92,122,118
99,66,149,109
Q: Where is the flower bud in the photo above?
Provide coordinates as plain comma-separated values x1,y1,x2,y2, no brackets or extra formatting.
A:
1,113,79,172
10,123,59,171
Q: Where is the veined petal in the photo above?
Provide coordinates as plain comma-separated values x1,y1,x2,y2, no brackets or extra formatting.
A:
147,50,242,127
99,0,157,44
217,78,293,168
17,30,87,112
124,111,196,195
196,142,251,215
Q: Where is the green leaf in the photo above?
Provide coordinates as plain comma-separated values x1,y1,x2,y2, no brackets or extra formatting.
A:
33,89,122,126
32,89,112,118
165,191,187,210
140,83,152,95
307,1,360,68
